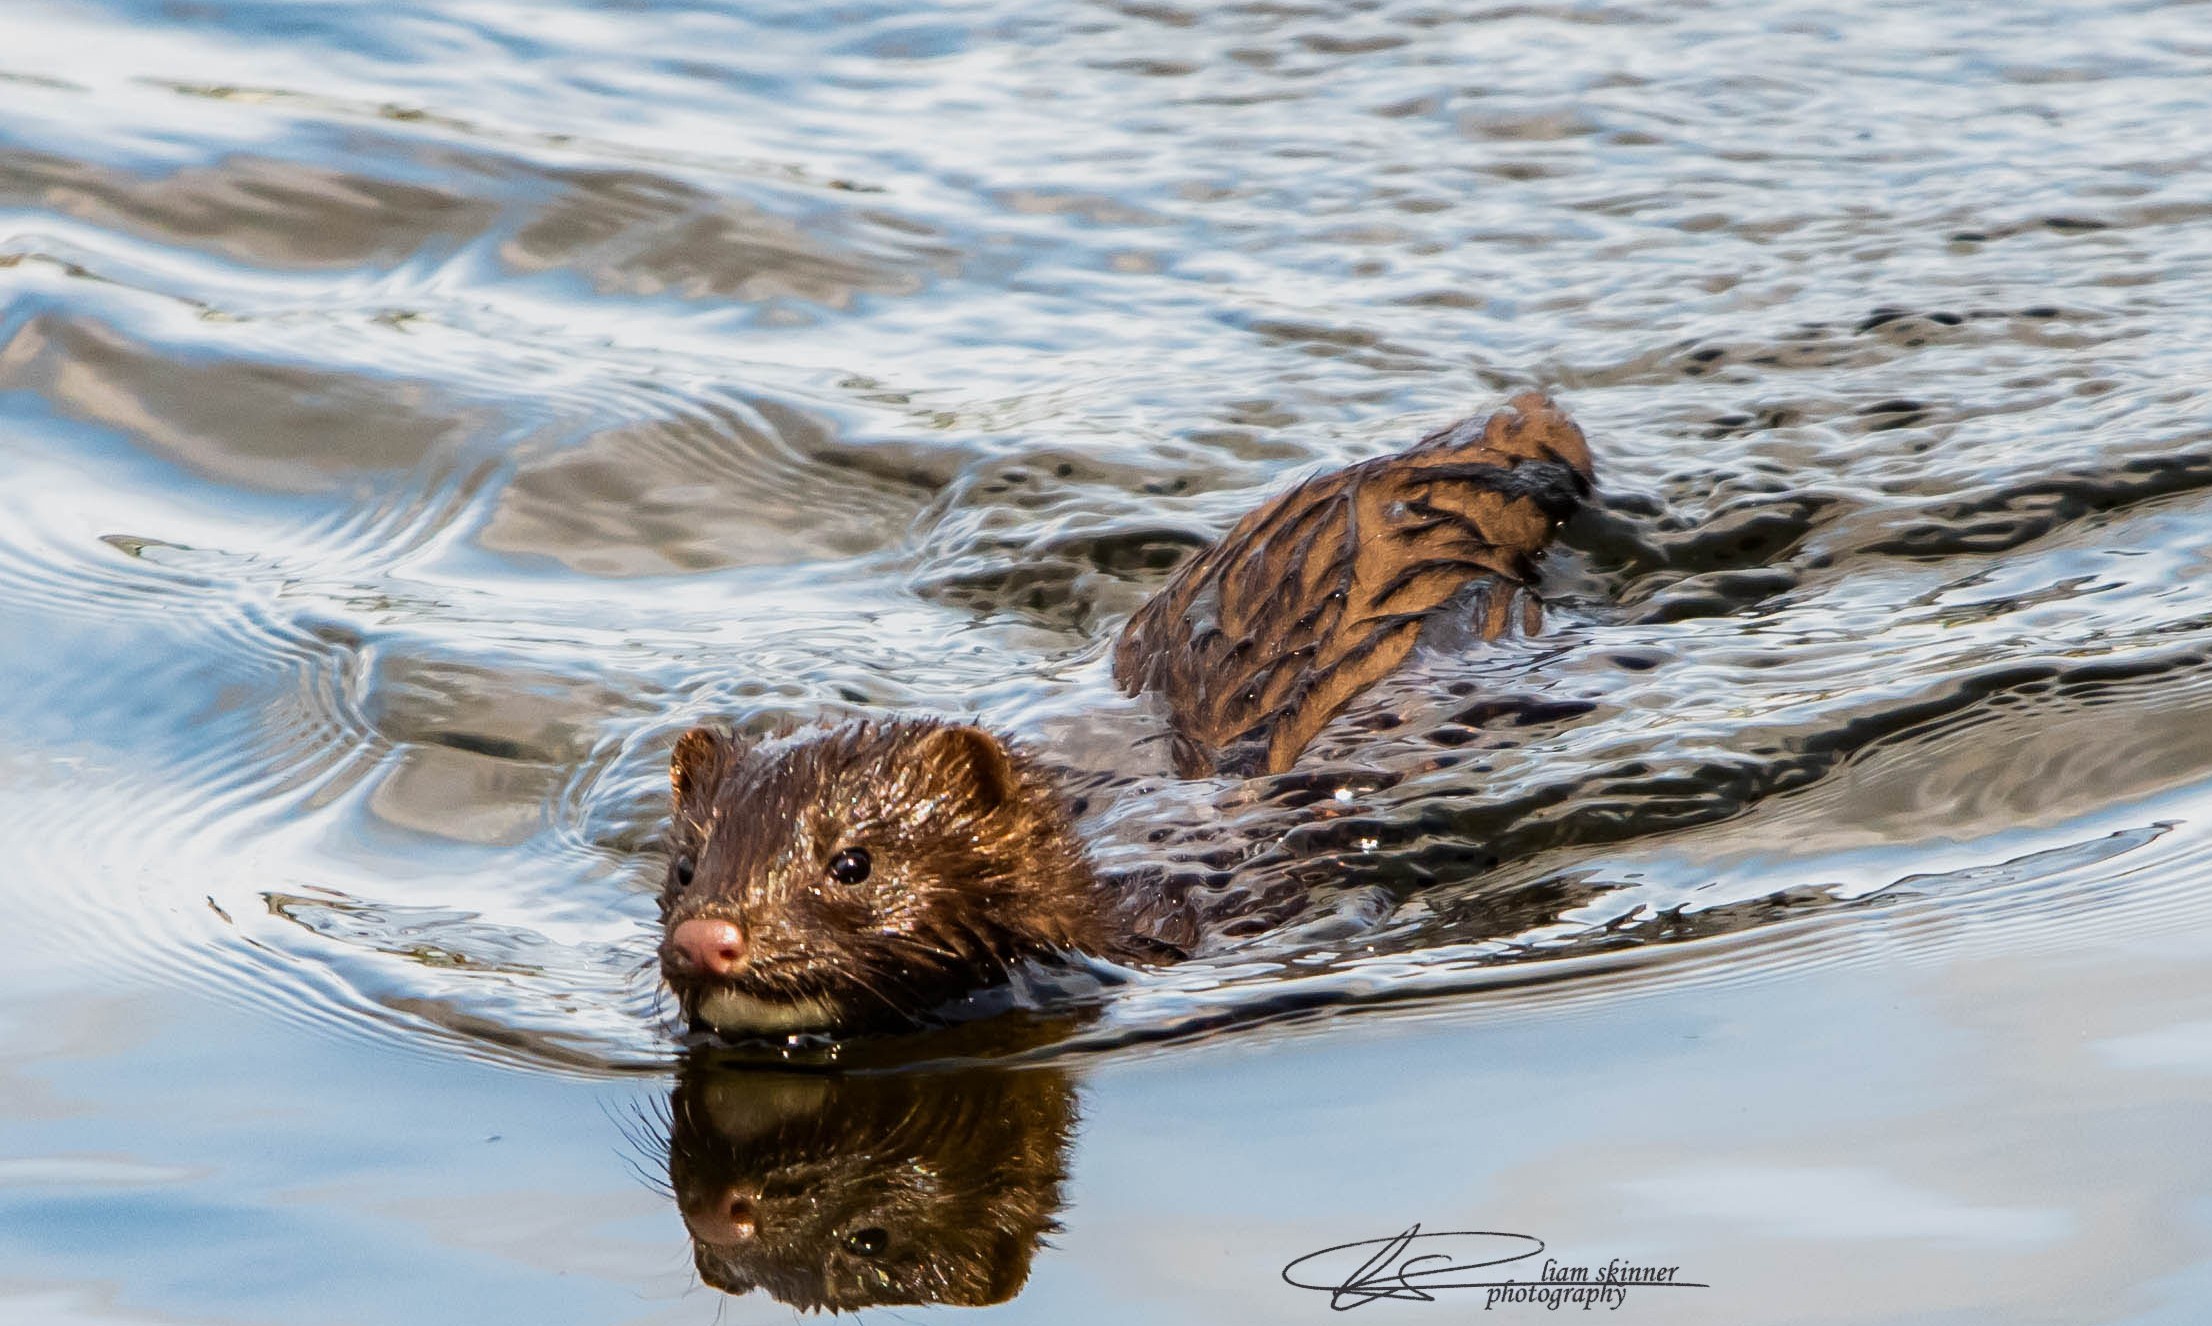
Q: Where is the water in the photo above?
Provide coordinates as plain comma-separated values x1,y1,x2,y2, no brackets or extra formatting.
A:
5,0,2212,1320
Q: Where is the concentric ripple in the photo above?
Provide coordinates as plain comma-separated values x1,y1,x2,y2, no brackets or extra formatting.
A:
4,0,2212,1077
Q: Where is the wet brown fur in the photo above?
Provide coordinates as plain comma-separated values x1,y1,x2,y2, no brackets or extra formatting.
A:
660,720,1127,1034
661,394,1595,1032
1112,391,1594,776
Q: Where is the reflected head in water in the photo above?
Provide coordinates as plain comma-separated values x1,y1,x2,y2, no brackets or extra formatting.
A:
663,1057,1080,1310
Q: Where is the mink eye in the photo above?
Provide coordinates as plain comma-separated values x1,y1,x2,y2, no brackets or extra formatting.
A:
842,1227,888,1258
672,855,695,888
827,847,872,885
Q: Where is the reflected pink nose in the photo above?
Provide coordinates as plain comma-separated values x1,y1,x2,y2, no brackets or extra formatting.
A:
668,917,748,977
723,1194,758,1240
683,1187,762,1246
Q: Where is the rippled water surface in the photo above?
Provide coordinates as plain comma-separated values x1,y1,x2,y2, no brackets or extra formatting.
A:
8,0,2212,1321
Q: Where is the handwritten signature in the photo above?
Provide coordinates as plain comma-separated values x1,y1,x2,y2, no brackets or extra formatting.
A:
1282,1225,1707,1311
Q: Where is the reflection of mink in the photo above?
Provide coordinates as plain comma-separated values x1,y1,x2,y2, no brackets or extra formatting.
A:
667,1063,1078,1310
659,394,1596,1037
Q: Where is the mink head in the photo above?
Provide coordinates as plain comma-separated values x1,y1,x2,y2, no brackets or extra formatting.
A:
657,719,1112,1038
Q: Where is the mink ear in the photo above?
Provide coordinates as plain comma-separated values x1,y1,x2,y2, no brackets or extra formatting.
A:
671,727,728,817
916,724,1017,813
968,1225,1037,1306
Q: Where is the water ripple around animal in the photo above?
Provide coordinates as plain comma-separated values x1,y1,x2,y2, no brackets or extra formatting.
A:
6,0,2212,1084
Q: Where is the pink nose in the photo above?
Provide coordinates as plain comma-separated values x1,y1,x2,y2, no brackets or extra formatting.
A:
668,917,748,978
683,1187,762,1247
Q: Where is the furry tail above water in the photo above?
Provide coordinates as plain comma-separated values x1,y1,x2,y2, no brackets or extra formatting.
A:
1112,392,1596,778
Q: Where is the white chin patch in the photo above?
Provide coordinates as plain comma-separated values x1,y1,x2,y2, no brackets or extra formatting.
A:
696,988,844,1036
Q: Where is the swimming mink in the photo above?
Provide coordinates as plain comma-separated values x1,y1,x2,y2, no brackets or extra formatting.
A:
657,391,1594,1037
